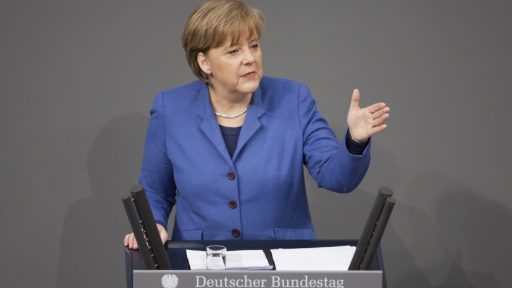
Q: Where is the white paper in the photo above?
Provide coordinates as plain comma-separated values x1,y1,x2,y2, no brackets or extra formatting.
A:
186,249,272,270
225,250,272,270
206,255,226,270
270,246,356,271
186,250,207,270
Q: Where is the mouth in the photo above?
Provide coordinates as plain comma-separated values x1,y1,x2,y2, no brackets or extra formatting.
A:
241,71,257,78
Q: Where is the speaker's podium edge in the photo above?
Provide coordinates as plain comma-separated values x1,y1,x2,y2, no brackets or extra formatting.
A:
125,239,387,288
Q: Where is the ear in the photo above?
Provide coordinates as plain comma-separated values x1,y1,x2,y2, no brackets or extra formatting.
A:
197,52,211,76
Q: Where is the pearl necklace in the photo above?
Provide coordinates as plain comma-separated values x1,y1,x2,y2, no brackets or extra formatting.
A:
214,105,250,119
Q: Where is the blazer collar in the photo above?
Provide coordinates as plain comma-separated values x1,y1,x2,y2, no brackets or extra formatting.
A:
195,82,266,163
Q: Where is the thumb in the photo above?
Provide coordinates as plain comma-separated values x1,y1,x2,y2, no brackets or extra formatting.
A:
350,89,361,110
156,223,169,243
160,230,168,243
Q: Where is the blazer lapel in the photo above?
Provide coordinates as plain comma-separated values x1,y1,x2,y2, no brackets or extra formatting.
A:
233,85,266,161
195,83,267,163
195,84,233,165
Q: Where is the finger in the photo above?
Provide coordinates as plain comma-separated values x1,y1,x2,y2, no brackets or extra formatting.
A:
128,234,138,250
350,89,361,110
367,102,387,114
124,234,131,246
372,113,390,126
368,124,388,136
131,236,139,250
372,107,390,120
125,233,135,248
127,234,134,249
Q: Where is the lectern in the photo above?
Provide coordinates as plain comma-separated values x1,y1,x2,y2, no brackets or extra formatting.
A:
123,186,394,288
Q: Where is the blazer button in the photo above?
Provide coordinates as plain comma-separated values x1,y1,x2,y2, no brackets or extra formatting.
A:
231,228,240,238
227,171,236,180
228,200,238,209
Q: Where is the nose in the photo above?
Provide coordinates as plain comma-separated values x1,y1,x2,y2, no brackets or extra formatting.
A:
241,48,255,64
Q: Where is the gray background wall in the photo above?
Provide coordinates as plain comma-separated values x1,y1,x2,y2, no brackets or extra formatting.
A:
1,0,511,287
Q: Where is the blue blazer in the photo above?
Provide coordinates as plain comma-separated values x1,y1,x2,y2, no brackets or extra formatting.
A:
140,76,370,241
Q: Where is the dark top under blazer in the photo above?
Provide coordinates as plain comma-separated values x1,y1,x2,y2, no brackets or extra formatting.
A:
139,76,371,241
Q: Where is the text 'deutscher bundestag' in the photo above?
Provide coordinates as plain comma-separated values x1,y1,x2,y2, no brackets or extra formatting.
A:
133,270,382,288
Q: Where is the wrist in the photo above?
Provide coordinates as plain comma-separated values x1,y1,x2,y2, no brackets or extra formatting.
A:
348,130,368,144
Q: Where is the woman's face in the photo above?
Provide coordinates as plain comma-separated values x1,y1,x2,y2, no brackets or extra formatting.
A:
198,34,263,99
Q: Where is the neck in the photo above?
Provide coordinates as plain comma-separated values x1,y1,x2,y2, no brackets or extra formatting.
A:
208,85,252,115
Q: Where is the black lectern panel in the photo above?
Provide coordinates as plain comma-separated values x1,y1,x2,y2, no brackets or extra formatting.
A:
122,185,171,270
349,187,395,270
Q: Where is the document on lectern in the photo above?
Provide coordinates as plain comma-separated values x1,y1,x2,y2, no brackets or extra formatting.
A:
270,246,356,271
186,249,273,270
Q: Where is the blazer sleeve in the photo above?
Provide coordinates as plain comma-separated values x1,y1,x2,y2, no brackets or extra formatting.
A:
139,92,177,228
299,84,371,192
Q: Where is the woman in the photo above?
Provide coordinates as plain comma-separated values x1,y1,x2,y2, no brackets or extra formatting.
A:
124,0,390,249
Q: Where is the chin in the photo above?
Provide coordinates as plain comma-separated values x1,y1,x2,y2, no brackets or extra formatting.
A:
239,78,261,94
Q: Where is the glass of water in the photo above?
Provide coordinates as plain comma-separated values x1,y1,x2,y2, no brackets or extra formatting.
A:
206,245,227,270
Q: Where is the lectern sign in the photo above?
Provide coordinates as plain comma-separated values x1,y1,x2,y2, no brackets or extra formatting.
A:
134,270,382,288
161,274,179,288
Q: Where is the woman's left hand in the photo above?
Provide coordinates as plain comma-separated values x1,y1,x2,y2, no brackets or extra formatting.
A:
346,89,390,143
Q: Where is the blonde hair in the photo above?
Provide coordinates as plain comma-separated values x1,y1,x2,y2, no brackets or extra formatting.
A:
181,0,264,81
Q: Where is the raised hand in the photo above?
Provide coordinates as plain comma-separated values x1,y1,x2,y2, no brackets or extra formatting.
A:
346,89,390,143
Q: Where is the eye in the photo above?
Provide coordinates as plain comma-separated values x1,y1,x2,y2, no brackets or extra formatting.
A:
250,43,259,49
227,48,239,55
